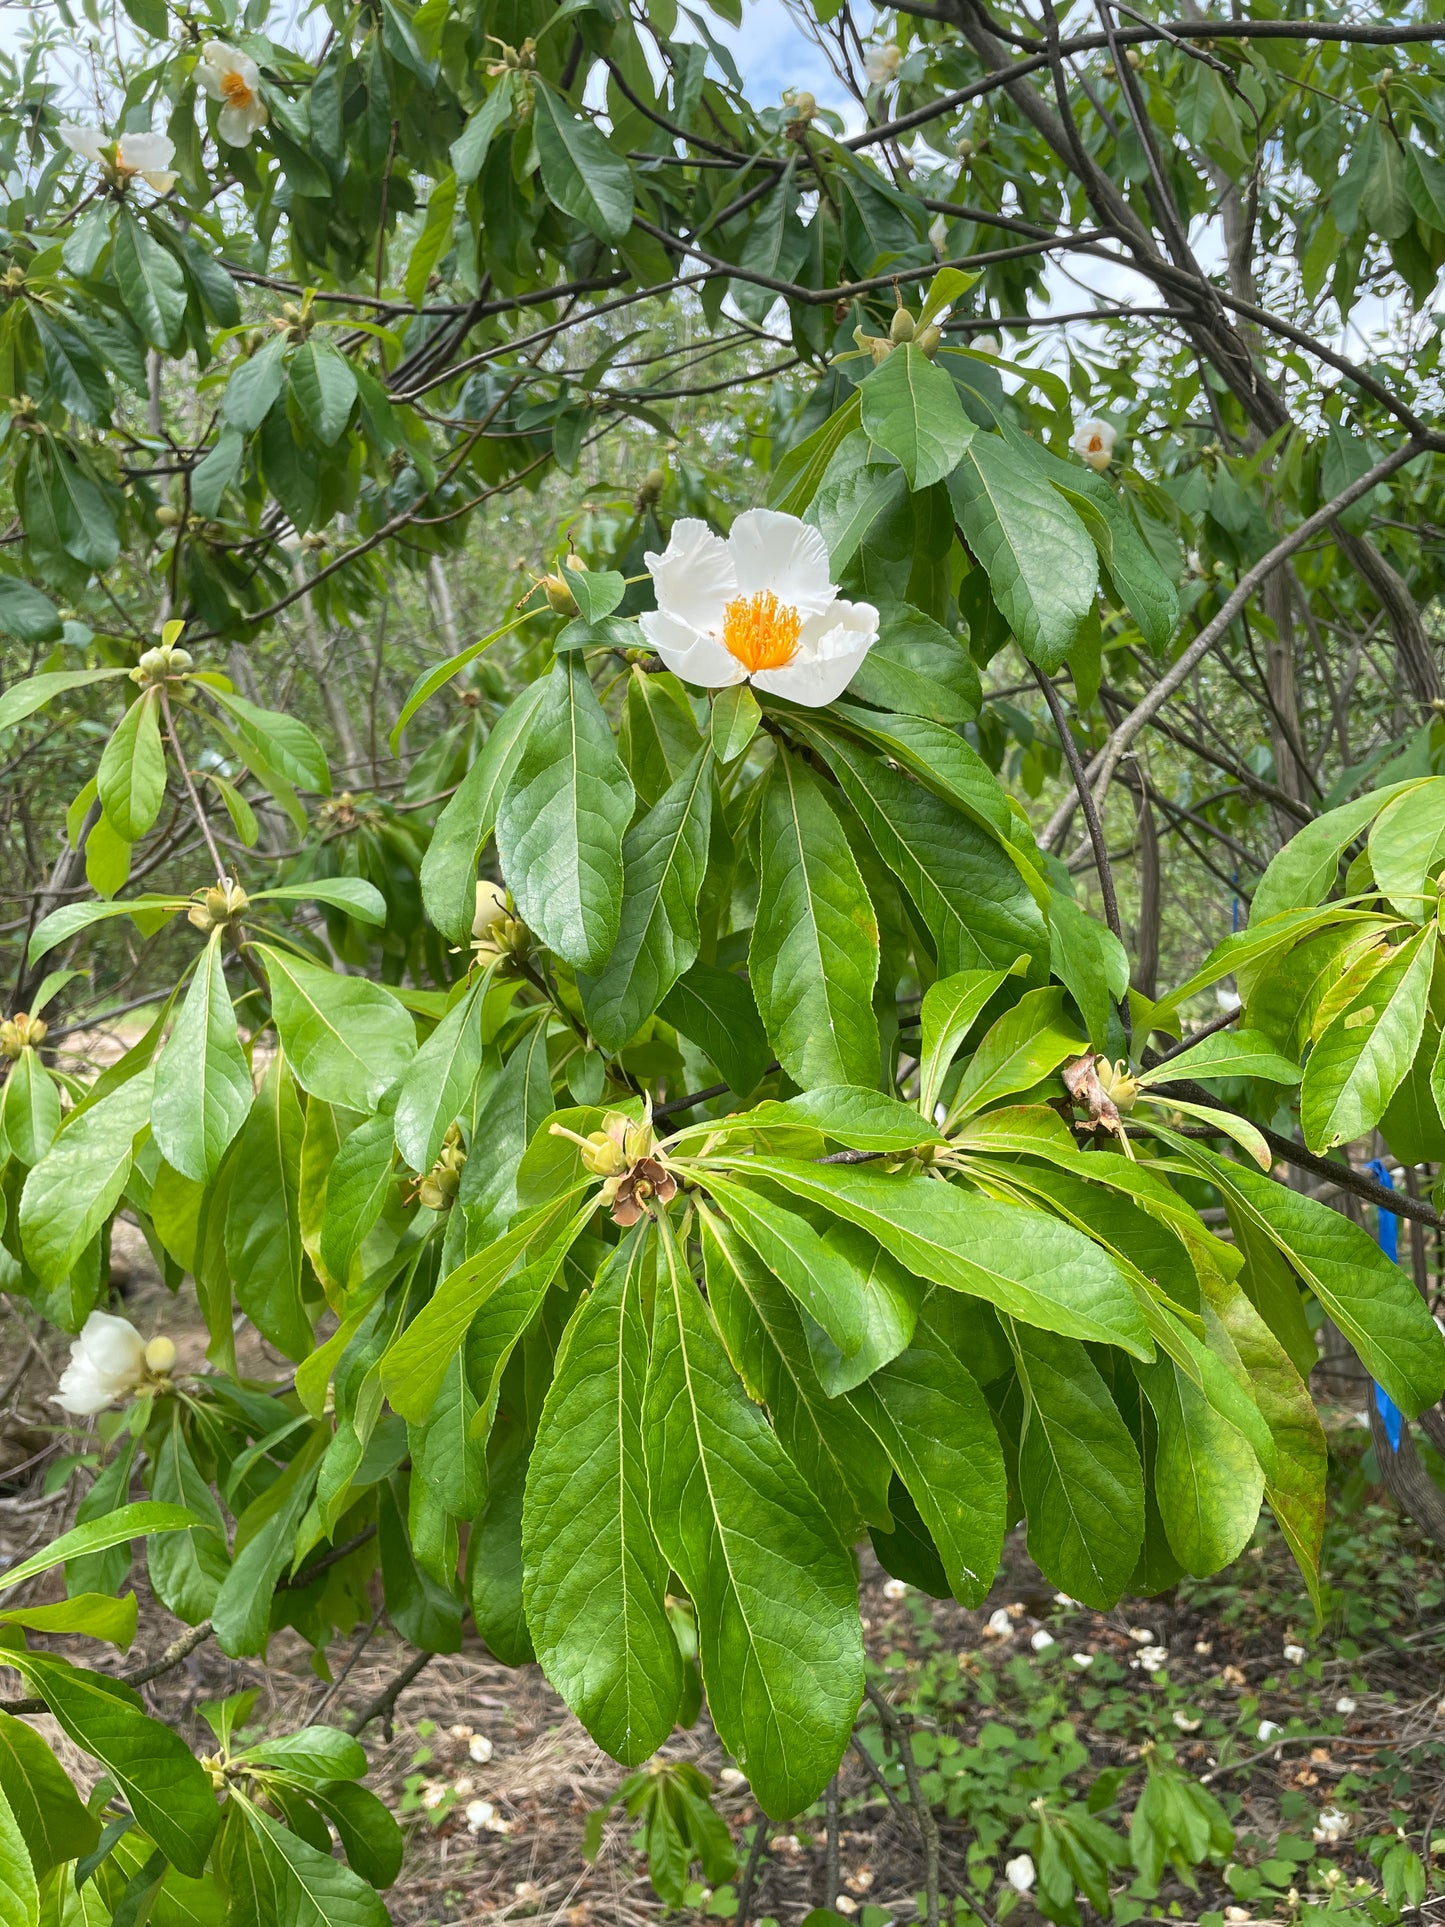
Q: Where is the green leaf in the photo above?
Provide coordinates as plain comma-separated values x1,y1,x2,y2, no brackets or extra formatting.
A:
859,345,974,489
532,80,635,242
847,1302,1006,1605
252,879,387,926
410,1349,484,1521
0,1503,200,1595
202,687,330,793
226,1056,311,1360
320,1111,396,1285
643,1225,864,1819
701,1172,873,1364
380,1191,593,1419
147,1415,231,1625
710,684,761,763
0,1711,98,1878
1137,1027,1300,1087
0,668,130,735
391,616,529,753
719,1159,1153,1357
859,348,974,493
1251,783,1416,925
846,605,981,726
419,681,546,943
0,1780,37,1927
1048,887,1129,1044
793,720,1046,977
255,946,416,1109
496,655,635,972
308,1784,403,1891
19,1070,153,1285
701,1205,893,1541
466,1421,530,1664
393,974,485,1173
151,932,252,1182
523,1230,683,1763
1010,1324,1145,1608
0,581,61,644
26,894,183,965
0,1051,61,1168
918,967,1014,1117
948,436,1098,673
1299,925,1434,1151
110,213,187,350
579,748,712,1051
404,171,458,309
451,72,514,184
658,962,771,1100
7,1658,218,1878
749,748,879,1088
189,424,246,519
288,341,359,446
748,1086,943,1154
1135,1353,1264,1576
223,336,289,435
1168,1138,1445,1417
97,690,165,843
1369,776,1445,921
560,564,626,624
0,1594,136,1648
948,986,1086,1123
235,1798,387,1927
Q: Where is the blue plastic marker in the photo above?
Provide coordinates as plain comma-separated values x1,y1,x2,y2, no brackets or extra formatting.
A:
1364,1157,1405,1452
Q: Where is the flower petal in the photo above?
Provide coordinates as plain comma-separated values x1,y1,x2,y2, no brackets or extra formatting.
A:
753,599,878,707
218,102,259,146
639,610,745,689
141,171,178,194
78,1309,146,1378
119,132,174,172
644,518,735,634
59,124,106,165
727,508,835,616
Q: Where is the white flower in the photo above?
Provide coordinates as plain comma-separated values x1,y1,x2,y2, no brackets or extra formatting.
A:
468,1733,494,1763
1312,1807,1350,1844
448,1724,474,1741
465,1798,512,1834
1134,1645,1168,1672
419,1781,447,1811
928,213,948,253
1005,1854,1036,1893
1225,1908,1252,1922
1257,1720,1283,1741
865,43,903,85
58,125,176,193
51,1311,149,1415
1030,1630,1055,1652
641,511,879,708
1173,1711,1202,1733
972,334,1001,358
833,1900,859,1918
985,1608,1013,1638
1071,1652,1094,1669
1194,1639,1214,1657
882,1578,908,1600
1283,1643,1307,1665
197,42,269,147
1071,417,1117,472
718,1767,748,1792
1335,1697,1356,1715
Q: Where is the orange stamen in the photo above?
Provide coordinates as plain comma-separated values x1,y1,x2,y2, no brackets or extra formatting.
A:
220,71,254,107
721,590,802,674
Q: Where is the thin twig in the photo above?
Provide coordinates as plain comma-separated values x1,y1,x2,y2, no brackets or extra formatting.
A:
347,1648,433,1737
735,1818,770,1927
311,1605,384,1723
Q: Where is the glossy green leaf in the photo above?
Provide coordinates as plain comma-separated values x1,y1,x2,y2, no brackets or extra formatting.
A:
19,1069,153,1285
658,962,772,1100
151,932,252,1182
749,747,879,1088
643,1225,864,1819
579,747,712,1051
1135,1353,1264,1577
918,967,1014,1118
226,1055,310,1360
110,213,187,350
1251,783,1417,925
0,581,62,645
0,1051,61,1169
393,974,485,1173
0,668,130,736
523,1230,683,1763
252,879,387,926
235,1798,387,1927
96,690,165,843
419,681,546,943
532,81,635,242
1138,1027,1301,1087
1299,924,1434,1151
495,655,635,972
0,1503,200,1595
255,946,415,1109
859,344,974,489
949,986,1086,1122
1011,1323,1144,1607
0,1712,98,1878
1369,776,1445,920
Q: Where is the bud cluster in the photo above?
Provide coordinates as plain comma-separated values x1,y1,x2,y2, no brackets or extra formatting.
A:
131,641,193,686
417,1123,466,1212
549,1099,679,1227
0,1012,46,1058
471,880,530,969
188,879,250,934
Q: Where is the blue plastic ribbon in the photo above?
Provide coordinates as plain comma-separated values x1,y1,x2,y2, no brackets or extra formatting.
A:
1365,1158,1405,1452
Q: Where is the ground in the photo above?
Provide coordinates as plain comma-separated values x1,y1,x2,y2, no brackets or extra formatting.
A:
2,1238,1443,1927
